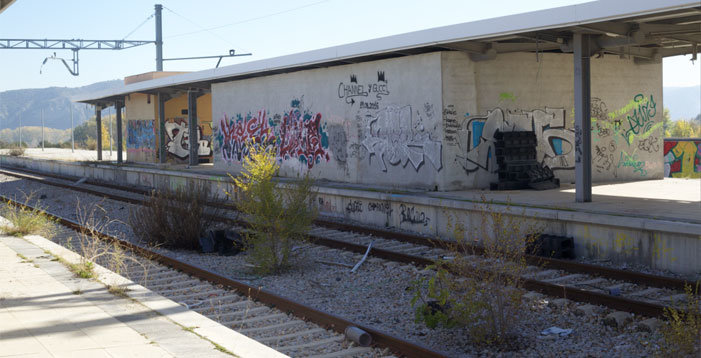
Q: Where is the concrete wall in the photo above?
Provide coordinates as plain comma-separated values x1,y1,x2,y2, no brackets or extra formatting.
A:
163,93,214,164
212,50,662,190
125,93,213,164
664,138,701,178
2,154,698,275
442,51,663,188
125,93,157,163
212,52,445,189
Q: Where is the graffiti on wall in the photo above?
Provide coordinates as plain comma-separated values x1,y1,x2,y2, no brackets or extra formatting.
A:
164,118,212,160
664,139,701,178
338,71,390,106
127,120,156,154
361,105,443,172
216,99,330,169
451,107,574,174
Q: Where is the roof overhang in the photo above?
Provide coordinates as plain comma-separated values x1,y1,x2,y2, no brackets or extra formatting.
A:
75,0,701,106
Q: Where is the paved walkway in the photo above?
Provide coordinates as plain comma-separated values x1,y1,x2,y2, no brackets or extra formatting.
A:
0,235,231,358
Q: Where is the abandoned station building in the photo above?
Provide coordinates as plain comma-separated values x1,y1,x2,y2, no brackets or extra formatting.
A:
63,1,700,274
75,2,695,191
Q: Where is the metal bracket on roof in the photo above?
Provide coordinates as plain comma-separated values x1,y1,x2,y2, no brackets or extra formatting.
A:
468,44,497,62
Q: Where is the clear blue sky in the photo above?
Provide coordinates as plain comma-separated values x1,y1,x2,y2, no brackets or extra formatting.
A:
0,0,698,91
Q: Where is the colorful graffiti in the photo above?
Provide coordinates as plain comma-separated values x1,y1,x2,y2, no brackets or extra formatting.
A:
455,107,573,173
216,99,330,169
617,150,647,176
164,118,212,161
362,105,442,172
127,120,155,153
664,139,701,178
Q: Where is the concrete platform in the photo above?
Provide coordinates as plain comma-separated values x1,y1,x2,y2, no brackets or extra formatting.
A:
1,152,700,275
0,148,125,162
0,233,287,358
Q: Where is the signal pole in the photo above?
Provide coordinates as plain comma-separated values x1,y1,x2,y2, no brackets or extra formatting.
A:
41,108,44,151
155,4,163,71
71,104,74,152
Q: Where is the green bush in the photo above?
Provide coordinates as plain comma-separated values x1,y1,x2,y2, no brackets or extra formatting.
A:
411,198,541,347
230,144,317,275
128,183,221,250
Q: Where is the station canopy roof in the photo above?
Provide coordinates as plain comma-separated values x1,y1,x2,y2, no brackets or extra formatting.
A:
75,0,701,106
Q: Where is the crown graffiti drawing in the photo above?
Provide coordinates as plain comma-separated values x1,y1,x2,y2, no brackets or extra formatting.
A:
377,71,386,82
350,74,358,83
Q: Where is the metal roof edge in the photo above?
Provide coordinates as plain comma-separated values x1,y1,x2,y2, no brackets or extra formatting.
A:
74,0,700,103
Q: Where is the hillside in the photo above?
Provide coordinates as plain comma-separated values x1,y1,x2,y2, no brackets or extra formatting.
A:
663,85,700,121
0,80,122,130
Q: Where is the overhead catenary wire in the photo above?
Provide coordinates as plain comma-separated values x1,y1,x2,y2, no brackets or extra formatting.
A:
122,13,155,40
162,5,243,51
164,0,333,41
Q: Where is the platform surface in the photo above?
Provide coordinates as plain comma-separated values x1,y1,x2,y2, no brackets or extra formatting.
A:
0,235,232,358
3,148,699,225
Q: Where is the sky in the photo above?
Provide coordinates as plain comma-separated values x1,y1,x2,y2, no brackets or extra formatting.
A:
0,0,699,91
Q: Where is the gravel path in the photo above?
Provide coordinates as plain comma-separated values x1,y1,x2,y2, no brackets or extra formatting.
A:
0,174,672,357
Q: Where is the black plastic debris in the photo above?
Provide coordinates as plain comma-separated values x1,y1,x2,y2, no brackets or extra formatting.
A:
199,229,247,256
490,131,560,190
528,234,575,259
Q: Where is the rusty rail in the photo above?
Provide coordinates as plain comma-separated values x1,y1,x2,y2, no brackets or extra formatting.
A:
0,167,691,319
0,195,449,358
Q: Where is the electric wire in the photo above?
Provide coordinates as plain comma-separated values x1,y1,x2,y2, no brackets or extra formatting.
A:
122,13,155,40
162,5,241,51
164,0,332,40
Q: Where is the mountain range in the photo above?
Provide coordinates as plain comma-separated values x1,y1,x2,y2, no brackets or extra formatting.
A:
0,80,122,131
663,85,700,121
0,81,698,133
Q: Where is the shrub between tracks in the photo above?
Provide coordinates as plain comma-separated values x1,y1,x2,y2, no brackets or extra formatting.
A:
129,182,222,250
411,197,541,348
228,143,317,275
658,282,701,357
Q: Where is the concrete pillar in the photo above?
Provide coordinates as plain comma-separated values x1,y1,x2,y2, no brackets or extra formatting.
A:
115,101,123,163
158,93,167,163
574,33,592,202
95,106,102,161
188,90,199,166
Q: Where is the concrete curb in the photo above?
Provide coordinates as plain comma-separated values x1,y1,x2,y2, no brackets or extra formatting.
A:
19,233,289,358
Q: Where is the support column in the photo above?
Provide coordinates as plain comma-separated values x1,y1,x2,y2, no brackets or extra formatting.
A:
95,106,102,161
158,93,167,163
115,101,123,163
573,33,592,202
187,90,200,166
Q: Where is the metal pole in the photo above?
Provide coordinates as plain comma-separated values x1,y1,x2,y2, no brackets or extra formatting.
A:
188,90,199,166
41,108,44,151
18,114,21,148
158,93,167,163
96,106,102,161
574,33,592,203
116,101,123,164
155,4,163,71
71,104,74,152
109,106,113,156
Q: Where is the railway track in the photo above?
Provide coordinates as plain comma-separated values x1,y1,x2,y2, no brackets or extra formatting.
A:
0,166,697,320
1,196,448,358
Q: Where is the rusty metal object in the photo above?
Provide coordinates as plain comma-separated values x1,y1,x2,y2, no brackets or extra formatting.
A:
0,195,448,358
0,166,692,318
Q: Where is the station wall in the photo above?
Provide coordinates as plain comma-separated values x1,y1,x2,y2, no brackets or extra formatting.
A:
664,138,701,178
206,50,662,190
212,52,445,189
125,93,214,164
126,93,157,163
442,51,663,188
